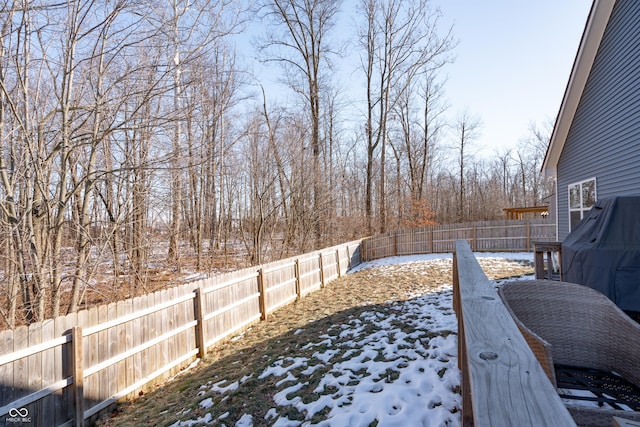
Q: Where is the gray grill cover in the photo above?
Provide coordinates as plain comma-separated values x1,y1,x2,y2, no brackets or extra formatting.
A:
562,195,640,312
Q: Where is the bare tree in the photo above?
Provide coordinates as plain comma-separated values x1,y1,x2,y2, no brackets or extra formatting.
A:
260,88,294,251
516,121,555,206
257,0,340,247
392,69,448,209
67,1,136,312
0,1,28,326
357,0,454,233
452,109,482,223
0,0,163,321
0,0,567,329
179,44,243,269
494,147,514,205
141,0,245,266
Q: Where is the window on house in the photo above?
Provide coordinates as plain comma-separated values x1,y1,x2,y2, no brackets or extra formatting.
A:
568,177,596,230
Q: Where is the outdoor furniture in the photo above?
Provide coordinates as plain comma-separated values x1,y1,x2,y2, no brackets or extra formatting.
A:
498,279,640,427
533,241,562,280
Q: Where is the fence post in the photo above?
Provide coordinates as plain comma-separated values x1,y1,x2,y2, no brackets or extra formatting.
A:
472,224,477,252
258,269,267,320
193,287,207,359
346,245,352,269
393,232,398,256
336,249,341,277
526,222,531,251
295,259,301,299
72,327,84,427
430,228,434,253
319,253,325,288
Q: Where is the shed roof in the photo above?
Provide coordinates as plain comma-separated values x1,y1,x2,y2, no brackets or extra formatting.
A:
541,0,616,178
503,206,549,220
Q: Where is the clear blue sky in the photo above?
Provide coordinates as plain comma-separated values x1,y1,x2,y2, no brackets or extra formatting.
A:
434,1,593,156
243,1,593,158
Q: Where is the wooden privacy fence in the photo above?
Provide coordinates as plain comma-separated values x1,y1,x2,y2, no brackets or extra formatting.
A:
362,219,555,261
452,240,576,426
0,240,362,427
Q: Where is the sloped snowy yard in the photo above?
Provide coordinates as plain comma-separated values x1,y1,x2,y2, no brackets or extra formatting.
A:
101,253,534,427
204,286,460,427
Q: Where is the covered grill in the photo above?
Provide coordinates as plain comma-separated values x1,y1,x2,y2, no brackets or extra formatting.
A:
562,195,640,312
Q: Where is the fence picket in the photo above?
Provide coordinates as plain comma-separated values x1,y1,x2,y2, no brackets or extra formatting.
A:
41,319,55,425
106,303,118,406
132,296,144,394
14,325,28,418
0,329,13,417
28,322,42,424
53,313,68,425
64,312,78,422
72,327,83,427
362,219,554,260
0,237,491,425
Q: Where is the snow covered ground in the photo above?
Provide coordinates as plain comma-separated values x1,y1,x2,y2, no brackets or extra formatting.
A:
170,253,535,427
349,252,535,274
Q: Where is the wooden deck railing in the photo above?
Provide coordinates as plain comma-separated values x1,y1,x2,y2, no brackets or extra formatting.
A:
453,240,576,426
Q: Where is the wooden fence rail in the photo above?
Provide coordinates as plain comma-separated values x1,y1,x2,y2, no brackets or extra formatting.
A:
362,219,555,261
0,240,362,426
0,219,558,426
453,240,575,426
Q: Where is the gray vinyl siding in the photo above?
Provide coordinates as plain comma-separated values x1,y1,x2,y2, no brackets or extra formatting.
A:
557,0,640,240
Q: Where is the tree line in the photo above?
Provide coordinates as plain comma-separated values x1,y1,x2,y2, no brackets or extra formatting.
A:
0,0,552,327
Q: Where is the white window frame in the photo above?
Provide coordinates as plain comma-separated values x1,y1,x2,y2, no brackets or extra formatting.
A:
568,177,597,231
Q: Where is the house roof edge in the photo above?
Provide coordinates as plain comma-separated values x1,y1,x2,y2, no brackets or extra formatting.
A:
541,0,617,178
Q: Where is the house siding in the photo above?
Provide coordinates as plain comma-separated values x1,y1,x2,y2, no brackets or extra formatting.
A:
557,0,640,240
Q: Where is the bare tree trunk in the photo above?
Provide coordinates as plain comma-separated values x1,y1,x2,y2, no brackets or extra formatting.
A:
69,8,120,312
358,0,454,233
258,0,339,248
454,110,481,223
167,4,183,266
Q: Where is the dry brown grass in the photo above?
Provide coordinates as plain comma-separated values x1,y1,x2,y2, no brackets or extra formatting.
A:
97,256,533,426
